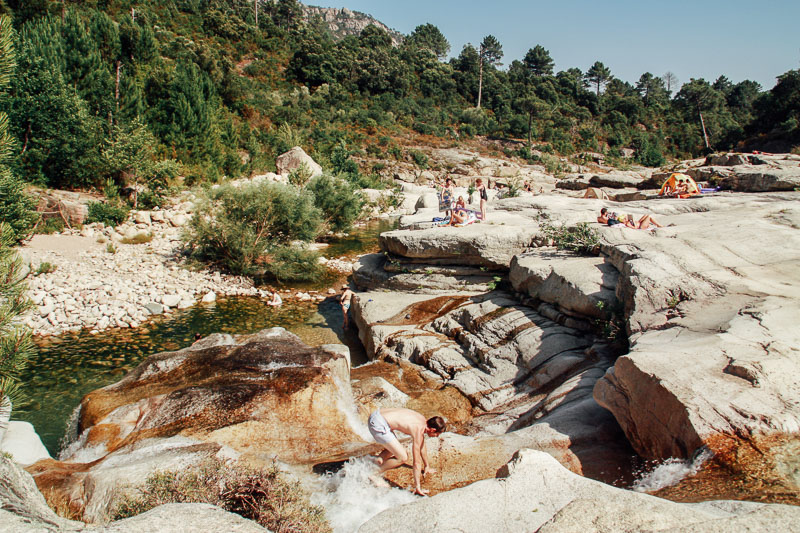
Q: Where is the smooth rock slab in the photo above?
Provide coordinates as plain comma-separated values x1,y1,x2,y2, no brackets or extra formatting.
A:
358,449,800,533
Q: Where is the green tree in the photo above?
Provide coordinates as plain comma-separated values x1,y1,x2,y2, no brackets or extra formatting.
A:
405,23,449,60
477,34,502,109
523,45,554,78
6,14,104,188
0,14,34,425
0,15,37,241
674,78,726,151
102,118,178,208
753,69,800,141
306,173,362,233
585,61,611,97
636,72,668,108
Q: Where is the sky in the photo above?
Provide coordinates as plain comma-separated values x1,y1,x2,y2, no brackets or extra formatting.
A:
307,0,799,91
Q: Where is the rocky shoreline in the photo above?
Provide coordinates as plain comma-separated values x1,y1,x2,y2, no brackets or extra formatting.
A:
19,191,358,337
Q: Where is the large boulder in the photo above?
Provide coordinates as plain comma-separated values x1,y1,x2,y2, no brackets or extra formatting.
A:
593,194,800,494
378,219,538,268
510,249,619,320
358,449,800,533
275,146,323,178
589,172,644,189
32,189,94,226
61,329,364,466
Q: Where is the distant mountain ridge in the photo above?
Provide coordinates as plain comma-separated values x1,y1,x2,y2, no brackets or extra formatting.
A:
303,4,404,45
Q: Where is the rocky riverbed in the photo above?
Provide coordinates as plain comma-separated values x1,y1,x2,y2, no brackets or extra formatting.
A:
5,150,800,531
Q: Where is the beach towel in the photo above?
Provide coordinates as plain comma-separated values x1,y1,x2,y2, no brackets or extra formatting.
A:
453,212,478,227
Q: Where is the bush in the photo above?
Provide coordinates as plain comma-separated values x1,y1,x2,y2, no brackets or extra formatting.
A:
539,216,600,256
306,174,363,233
262,244,324,282
34,217,64,235
0,170,38,243
86,201,130,227
111,457,330,533
184,182,323,279
409,149,428,169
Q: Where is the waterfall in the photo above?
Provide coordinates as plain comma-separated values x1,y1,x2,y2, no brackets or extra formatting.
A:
57,403,83,460
631,447,713,493
333,375,372,442
309,457,417,533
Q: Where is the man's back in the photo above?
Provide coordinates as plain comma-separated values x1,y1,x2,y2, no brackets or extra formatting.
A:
380,408,426,437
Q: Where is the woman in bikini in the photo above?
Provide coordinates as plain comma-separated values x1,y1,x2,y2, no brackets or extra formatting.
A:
598,208,663,229
476,178,487,221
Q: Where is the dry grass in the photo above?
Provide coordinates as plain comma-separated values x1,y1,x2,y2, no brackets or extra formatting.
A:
43,488,83,521
111,457,331,533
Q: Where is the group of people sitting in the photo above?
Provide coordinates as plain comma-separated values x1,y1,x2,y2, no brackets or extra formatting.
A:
438,177,487,226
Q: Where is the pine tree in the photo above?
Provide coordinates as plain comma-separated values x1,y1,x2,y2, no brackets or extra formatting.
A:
0,15,37,242
523,45,554,78
0,15,34,426
477,35,502,109
585,61,612,97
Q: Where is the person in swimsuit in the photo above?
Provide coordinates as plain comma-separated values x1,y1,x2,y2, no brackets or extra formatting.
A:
267,291,282,307
339,286,353,328
439,177,455,217
367,407,446,496
598,208,663,229
476,178,487,221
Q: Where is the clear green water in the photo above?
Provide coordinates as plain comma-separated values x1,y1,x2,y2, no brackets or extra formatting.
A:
13,218,396,456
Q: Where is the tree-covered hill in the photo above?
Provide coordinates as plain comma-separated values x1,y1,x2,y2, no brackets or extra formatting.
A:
0,0,797,194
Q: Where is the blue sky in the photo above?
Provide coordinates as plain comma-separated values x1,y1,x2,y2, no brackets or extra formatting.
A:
308,0,799,90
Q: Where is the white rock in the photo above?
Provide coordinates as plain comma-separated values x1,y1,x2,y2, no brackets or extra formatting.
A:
161,294,181,308
201,291,216,303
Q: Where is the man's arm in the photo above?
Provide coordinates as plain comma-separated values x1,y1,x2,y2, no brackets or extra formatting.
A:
411,430,427,495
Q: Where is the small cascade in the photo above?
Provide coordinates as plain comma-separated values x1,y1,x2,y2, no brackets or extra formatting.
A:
309,457,417,533
57,403,83,460
631,447,713,493
333,376,372,442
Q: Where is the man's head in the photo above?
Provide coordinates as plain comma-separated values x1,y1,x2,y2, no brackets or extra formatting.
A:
476,178,483,186
600,207,608,215
445,178,452,186
425,416,446,437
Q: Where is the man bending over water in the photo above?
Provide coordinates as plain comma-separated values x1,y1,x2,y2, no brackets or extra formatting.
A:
368,407,446,495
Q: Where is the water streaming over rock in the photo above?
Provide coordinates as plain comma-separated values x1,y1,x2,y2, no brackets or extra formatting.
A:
308,457,417,533
631,447,713,493
57,404,83,459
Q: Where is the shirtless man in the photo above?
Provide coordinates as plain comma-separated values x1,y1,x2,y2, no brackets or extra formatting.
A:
339,286,353,328
368,407,446,495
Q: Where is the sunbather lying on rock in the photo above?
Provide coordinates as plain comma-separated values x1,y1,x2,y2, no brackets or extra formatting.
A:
598,208,663,229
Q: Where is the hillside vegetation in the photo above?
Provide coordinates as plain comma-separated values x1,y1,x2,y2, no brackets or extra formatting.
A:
0,0,797,195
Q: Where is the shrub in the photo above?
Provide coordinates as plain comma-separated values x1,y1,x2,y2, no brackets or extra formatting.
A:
111,457,330,533
261,244,324,282
34,217,64,235
409,149,428,169
120,233,153,245
34,262,56,275
184,182,323,279
87,201,130,227
306,174,363,233
539,216,600,256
